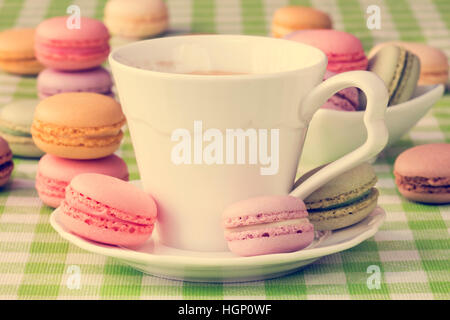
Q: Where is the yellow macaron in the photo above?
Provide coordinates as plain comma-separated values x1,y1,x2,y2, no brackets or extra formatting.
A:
0,28,44,75
31,92,126,159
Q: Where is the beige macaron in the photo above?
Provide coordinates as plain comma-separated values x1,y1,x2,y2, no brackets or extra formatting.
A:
104,0,169,38
369,41,449,85
272,6,332,38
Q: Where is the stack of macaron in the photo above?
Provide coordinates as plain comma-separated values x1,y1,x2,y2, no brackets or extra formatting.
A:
34,16,114,98
32,92,128,208
103,0,169,39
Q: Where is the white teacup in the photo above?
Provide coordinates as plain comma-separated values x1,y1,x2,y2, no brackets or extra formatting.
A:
110,35,389,252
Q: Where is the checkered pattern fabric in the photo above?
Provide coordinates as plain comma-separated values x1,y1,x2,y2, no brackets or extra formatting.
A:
0,0,449,300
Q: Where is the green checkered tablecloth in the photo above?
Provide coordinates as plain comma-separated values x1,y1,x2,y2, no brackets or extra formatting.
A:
0,0,449,300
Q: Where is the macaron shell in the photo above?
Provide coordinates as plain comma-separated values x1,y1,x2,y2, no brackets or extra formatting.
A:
38,154,128,183
393,143,450,204
227,231,314,257
223,195,307,221
396,186,450,204
1,134,44,158
60,173,157,246
33,92,124,127
35,16,110,70
105,19,168,39
69,173,157,219
32,136,123,160
36,154,128,208
309,188,379,231
35,54,108,71
394,143,450,178
0,59,44,75
0,28,37,59
299,162,377,209
36,16,110,43
37,186,64,208
37,67,113,97
104,0,168,38
272,6,332,38
285,30,368,72
0,99,38,134
59,200,154,247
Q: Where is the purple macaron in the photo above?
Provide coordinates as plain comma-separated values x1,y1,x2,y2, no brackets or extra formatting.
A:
37,67,114,99
321,71,359,111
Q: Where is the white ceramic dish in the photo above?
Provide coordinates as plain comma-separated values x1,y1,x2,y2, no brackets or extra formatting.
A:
50,202,386,283
300,84,445,171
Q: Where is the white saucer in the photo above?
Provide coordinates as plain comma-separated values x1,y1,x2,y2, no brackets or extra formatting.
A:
50,200,386,282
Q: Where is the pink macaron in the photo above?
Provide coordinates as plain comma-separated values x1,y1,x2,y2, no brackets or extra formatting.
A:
37,67,114,99
36,154,128,208
35,16,110,71
59,173,157,247
222,195,314,257
321,71,359,111
285,29,368,73
394,143,450,204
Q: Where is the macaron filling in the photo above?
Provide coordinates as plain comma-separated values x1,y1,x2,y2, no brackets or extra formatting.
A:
35,42,110,62
224,218,313,241
38,86,113,97
0,158,13,179
305,176,377,210
223,209,309,228
308,189,373,212
308,188,379,221
394,174,450,194
31,119,125,148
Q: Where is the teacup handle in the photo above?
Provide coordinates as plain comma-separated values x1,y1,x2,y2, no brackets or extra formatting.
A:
289,71,389,199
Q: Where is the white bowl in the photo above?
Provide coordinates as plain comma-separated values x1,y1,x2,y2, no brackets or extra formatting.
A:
299,84,445,171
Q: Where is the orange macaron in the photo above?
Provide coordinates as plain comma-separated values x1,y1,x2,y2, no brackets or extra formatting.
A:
31,92,126,159
272,6,332,38
0,28,44,75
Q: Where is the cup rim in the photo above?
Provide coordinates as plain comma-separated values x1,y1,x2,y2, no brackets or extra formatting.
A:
109,34,327,80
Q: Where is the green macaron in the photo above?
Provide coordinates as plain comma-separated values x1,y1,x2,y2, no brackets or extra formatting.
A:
0,99,44,158
300,162,379,231
368,45,421,106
